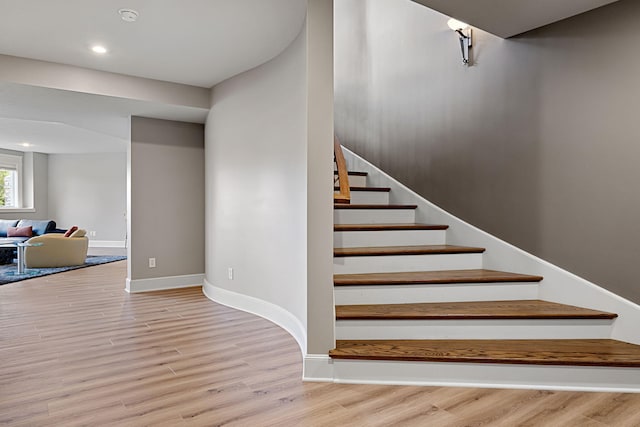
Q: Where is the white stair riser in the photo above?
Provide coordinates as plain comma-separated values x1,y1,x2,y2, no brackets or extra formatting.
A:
336,174,367,187
348,191,389,205
346,175,367,187
333,253,482,274
335,318,613,340
334,230,446,248
331,360,640,392
334,282,539,305
334,209,415,224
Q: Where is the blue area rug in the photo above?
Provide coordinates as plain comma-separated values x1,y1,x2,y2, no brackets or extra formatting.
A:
0,255,126,285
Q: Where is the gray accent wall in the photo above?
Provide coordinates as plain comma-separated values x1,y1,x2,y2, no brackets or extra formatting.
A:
306,0,335,355
130,117,205,280
47,153,126,241
335,0,640,303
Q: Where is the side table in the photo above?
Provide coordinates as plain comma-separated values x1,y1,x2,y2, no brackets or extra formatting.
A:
15,242,43,274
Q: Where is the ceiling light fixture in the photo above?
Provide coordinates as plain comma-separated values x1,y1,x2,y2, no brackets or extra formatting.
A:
20,142,31,147
118,8,139,22
91,45,108,54
447,18,472,66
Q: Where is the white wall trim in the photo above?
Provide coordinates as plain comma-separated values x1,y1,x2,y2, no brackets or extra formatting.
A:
0,208,36,213
301,356,640,392
89,240,126,248
126,273,204,293
203,279,307,356
333,377,640,394
303,354,334,382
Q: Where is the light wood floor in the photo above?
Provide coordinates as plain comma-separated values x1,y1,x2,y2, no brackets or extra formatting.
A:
2,261,640,426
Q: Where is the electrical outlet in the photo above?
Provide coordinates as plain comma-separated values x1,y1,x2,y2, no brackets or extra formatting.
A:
228,267,233,280
89,230,97,237
149,257,156,268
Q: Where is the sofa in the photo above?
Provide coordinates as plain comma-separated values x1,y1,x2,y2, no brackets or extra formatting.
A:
0,219,65,265
24,229,89,268
0,219,60,244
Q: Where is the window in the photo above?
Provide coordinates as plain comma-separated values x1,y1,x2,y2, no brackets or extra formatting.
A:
0,154,22,208
0,169,18,207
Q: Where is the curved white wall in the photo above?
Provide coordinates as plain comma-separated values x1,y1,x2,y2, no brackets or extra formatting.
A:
204,27,308,352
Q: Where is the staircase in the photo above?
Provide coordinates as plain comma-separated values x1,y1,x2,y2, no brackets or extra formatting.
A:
330,161,640,392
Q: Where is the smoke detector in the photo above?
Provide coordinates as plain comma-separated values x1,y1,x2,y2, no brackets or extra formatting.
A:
118,8,139,22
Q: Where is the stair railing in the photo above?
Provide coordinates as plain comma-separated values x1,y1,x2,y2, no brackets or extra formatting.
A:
334,135,351,204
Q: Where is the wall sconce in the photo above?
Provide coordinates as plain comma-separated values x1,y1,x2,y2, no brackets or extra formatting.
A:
447,18,472,66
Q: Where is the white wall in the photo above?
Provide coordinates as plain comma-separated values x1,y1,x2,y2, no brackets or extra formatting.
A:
31,153,48,219
47,153,126,242
204,25,308,351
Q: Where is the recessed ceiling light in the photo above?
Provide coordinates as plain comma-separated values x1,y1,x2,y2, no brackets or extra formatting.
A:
91,45,108,54
20,142,31,147
118,8,139,22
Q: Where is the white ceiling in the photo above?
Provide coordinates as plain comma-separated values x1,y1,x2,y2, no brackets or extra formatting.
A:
0,0,306,154
0,0,622,154
0,0,307,88
412,0,621,38
0,82,213,154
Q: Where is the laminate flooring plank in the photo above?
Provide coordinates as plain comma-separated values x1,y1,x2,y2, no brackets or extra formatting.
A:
2,260,640,426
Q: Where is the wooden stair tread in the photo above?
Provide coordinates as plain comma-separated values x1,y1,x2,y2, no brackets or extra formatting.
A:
335,223,449,231
334,269,544,286
334,204,417,209
329,339,640,367
334,245,485,257
335,300,617,320
334,186,391,192
334,171,368,176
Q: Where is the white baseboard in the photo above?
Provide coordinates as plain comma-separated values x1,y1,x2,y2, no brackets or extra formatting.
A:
126,273,204,293
303,354,334,382
302,356,640,392
331,359,640,393
89,240,126,248
203,279,307,355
